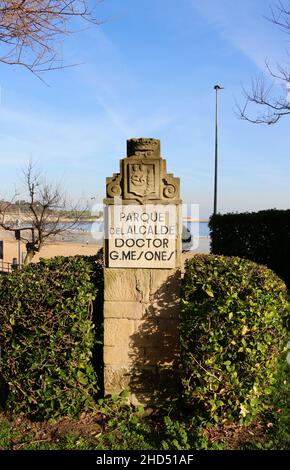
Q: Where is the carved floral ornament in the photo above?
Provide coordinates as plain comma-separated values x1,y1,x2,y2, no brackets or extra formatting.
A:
105,138,180,204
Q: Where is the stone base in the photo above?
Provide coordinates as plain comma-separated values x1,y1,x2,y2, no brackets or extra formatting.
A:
104,365,180,406
103,268,181,406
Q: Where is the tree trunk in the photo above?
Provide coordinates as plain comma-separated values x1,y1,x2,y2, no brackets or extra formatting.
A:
23,249,35,265
23,241,41,265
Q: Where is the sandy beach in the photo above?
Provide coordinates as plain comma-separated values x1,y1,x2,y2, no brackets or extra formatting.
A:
0,229,101,268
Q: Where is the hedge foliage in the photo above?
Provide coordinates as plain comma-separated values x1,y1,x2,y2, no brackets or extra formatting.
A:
209,209,290,287
0,255,103,420
181,254,288,423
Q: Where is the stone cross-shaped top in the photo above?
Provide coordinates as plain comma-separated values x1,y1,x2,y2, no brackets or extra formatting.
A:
105,138,181,205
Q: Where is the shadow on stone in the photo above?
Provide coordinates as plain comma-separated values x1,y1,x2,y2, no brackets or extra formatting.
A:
128,269,181,406
91,249,105,398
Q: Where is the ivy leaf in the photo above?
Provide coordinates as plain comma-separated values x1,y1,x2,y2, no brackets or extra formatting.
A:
241,325,248,335
205,289,214,298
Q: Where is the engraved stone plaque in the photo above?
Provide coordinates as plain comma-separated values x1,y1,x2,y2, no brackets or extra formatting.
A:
107,204,177,268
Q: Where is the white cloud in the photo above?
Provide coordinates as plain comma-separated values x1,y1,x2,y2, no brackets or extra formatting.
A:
0,105,113,162
71,24,180,138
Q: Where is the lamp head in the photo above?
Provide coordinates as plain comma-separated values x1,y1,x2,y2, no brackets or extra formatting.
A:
214,85,224,90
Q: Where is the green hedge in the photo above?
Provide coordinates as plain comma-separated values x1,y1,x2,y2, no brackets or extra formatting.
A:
0,255,103,420
181,254,288,423
209,210,290,287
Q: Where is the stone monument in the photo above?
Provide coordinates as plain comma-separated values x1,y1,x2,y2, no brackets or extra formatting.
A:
103,138,181,405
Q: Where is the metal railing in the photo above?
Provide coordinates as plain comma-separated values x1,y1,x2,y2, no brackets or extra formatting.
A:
0,260,18,274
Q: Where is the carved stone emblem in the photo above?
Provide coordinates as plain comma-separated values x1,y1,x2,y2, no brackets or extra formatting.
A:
123,159,160,201
129,163,155,196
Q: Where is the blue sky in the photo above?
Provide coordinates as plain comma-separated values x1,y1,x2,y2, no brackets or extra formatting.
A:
0,0,289,218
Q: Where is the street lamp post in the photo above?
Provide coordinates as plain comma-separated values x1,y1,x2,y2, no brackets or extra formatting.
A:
17,199,21,267
213,85,224,215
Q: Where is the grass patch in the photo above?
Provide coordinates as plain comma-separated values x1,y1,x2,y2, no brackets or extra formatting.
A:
0,362,288,451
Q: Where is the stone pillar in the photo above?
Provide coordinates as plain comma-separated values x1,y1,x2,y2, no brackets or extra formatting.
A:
103,138,181,406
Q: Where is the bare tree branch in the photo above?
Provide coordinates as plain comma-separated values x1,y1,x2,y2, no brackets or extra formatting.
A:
0,162,89,264
238,1,290,124
269,0,290,33
0,1,103,74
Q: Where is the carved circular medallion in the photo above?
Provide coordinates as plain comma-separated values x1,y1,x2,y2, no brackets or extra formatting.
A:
164,184,176,198
107,182,121,197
